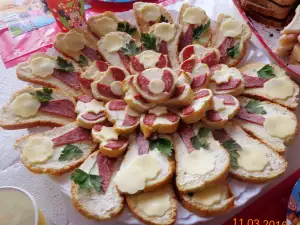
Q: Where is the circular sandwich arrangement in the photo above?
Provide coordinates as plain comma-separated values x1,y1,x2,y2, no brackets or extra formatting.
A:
0,2,299,225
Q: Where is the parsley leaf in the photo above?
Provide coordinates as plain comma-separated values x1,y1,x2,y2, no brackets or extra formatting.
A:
30,87,53,103
150,137,173,156
257,65,276,79
141,33,157,51
193,20,210,40
190,127,211,150
77,55,88,67
71,169,102,192
227,42,240,58
245,100,267,115
120,40,141,56
222,139,241,169
159,15,169,23
59,144,83,161
56,56,75,72
117,22,137,36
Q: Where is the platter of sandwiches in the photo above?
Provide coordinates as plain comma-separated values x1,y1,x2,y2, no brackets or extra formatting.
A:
0,1,299,224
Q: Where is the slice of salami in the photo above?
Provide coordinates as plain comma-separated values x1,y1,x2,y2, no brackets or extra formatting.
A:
237,107,265,125
52,126,91,147
81,112,105,121
128,76,134,85
82,46,101,61
39,99,76,118
136,132,149,155
96,61,109,72
131,56,145,72
243,74,268,88
218,37,234,63
117,51,131,72
164,112,179,122
201,51,219,67
108,100,127,110
155,54,167,68
180,58,196,73
79,76,93,89
134,94,149,104
172,86,185,98
111,67,126,81
97,83,120,99
52,69,81,90
143,114,157,126
158,40,168,55
215,95,236,105
78,95,93,103
97,153,117,193
181,105,194,115
179,125,195,153
93,121,113,132
210,64,222,74
206,110,222,122
105,137,128,149
179,24,194,52
216,78,241,91
191,74,207,89
212,129,231,143
195,89,210,99
182,45,194,62
122,114,138,126
162,70,173,93
137,74,150,93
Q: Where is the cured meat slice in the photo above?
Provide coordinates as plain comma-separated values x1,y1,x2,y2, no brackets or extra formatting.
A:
108,100,127,110
191,74,207,89
243,74,268,88
181,105,194,115
93,121,113,132
96,61,109,72
155,54,167,68
218,37,234,63
158,40,168,55
105,137,128,149
52,69,81,90
97,153,117,192
143,114,157,126
82,46,101,61
39,99,76,118
215,95,236,105
237,107,265,125
182,45,194,62
78,95,93,103
97,83,120,99
201,51,219,67
134,94,149,104
179,125,195,153
136,132,149,155
180,58,196,73
136,74,150,92
164,112,179,122
216,78,241,91
81,112,105,121
131,56,145,72
79,76,93,89
212,129,231,143
122,114,138,126
206,110,222,122
111,67,126,81
179,24,194,52
162,70,174,93
117,51,131,72
52,126,91,146
195,89,210,99
172,86,185,98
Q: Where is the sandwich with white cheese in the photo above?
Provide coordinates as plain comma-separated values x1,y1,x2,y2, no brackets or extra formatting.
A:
164,81,194,108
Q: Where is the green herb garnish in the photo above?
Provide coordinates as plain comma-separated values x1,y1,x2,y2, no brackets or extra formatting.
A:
190,127,211,150
120,40,141,56
257,65,276,79
30,87,53,103
117,22,137,36
77,55,88,67
245,100,267,115
56,56,75,72
222,139,241,169
159,15,169,23
193,20,210,41
59,144,83,161
141,33,157,51
150,137,173,156
227,42,240,58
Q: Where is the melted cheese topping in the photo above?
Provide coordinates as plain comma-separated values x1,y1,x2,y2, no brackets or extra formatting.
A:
213,97,226,112
154,23,176,42
136,50,161,68
238,146,268,172
149,79,165,94
111,81,124,96
75,99,105,114
131,155,161,179
264,114,297,139
30,57,56,77
192,186,223,206
102,33,125,52
149,106,168,116
22,137,54,164
182,7,206,25
264,77,294,100
211,68,231,84
139,3,161,22
64,31,86,51
94,16,118,37
97,126,119,142
11,93,41,118
220,19,242,37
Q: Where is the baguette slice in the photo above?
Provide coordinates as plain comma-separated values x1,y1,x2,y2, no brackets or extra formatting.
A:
133,2,173,34
240,63,299,110
165,82,194,108
126,184,177,225
178,182,234,217
210,14,251,67
214,123,288,183
174,123,230,193
235,96,298,154
16,52,85,98
15,122,97,176
0,86,76,129
71,150,125,221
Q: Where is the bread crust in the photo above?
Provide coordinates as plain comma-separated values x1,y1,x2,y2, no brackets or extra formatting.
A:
99,143,128,158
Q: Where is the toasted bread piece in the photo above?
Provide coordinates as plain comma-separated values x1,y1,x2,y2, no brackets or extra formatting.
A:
133,2,173,34
174,123,230,193
126,184,177,225
178,182,234,217
0,86,76,130
16,52,85,98
235,96,298,154
276,34,298,56
71,151,125,221
210,14,251,67
240,63,299,109
282,5,300,34
15,122,97,176
289,43,300,65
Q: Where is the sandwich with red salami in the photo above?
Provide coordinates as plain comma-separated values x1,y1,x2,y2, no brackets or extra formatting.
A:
178,4,212,50
71,150,124,220
16,53,85,98
209,14,251,67
240,63,299,110
54,28,101,69
165,81,194,108
174,123,230,193
0,86,76,129
235,96,298,154
114,132,175,194
15,122,97,175
133,2,173,34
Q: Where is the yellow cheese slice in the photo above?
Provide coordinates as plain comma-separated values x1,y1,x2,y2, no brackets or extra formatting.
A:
131,154,161,179
102,33,125,53
182,7,206,25
111,81,124,96
22,137,54,164
139,3,161,22
192,186,223,206
149,106,168,116
264,114,297,139
137,50,161,68
98,126,118,142
31,57,56,78
11,93,41,118
94,17,118,37
75,101,86,114
263,77,294,100
238,146,269,172
86,99,105,114
64,31,86,51
220,20,242,37
190,63,209,78
154,23,176,42
213,97,226,112
125,106,140,117
149,79,165,94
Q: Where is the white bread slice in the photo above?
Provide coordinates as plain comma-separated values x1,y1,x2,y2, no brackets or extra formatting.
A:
282,5,300,34
209,14,251,67
16,52,85,98
165,83,194,108
0,86,76,129
289,43,300,65
178,182,234,217
133,2,173,34
174,123,230,193
240,63,299,110
126,184,177,225
71,150,125,221
15,122,97,176
235,96,298,154
221,123,288,183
